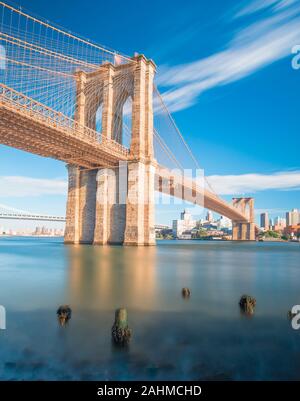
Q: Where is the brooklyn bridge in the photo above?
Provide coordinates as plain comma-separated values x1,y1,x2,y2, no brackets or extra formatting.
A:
0,2,255,245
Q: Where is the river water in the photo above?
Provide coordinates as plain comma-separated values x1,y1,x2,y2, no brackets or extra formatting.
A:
0,237,299,380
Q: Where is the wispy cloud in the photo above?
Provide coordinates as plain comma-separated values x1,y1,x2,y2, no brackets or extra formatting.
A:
158,0,300,112
207,170,300,195
234,0,296,18
1,169,299,200
0,176,67,197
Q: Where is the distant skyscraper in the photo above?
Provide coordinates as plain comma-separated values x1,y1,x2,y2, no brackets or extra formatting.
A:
273,216,287,231
286,209,300,226
260,212,269,230
274,216,286,228
206,210,213,223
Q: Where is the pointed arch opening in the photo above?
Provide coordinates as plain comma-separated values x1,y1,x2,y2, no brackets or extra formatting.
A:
95,104,103,133
121,96,132,148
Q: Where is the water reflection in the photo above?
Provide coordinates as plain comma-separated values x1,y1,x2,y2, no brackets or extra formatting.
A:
67,245,158,311
0,238,300,380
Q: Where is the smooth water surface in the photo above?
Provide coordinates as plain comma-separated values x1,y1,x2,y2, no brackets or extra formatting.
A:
0,237,299,380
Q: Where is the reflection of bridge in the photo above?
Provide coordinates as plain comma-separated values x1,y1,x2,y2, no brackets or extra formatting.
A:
0,2,255,245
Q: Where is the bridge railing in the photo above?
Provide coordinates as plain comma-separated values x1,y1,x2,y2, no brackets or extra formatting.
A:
0,84,129,157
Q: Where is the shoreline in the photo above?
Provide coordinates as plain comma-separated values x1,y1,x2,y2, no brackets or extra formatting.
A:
1,235,298,243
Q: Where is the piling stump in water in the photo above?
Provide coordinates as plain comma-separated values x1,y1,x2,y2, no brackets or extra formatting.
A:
182,288,191,298
239,295,256,315
57,305,72,326
112,308,132,345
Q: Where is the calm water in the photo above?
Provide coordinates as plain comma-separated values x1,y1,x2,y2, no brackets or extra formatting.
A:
0,237,299,380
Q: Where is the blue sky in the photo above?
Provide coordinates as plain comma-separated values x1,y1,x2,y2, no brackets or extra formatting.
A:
0,0,300,228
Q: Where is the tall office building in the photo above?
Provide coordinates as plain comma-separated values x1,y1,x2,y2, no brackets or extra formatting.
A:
260,212,269,230
206,210,213,223
286,209,300,226
274,216,286,228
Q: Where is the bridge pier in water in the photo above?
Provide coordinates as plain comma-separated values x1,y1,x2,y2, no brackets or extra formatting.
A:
64,55,156,246
232,198,255,241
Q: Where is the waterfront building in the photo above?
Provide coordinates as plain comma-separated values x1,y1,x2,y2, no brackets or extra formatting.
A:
284,224,300,238
286,209,300,226
206,210,213,223
154,224,170,233
172,210,196,238
206,229,224,237
201,221,218,230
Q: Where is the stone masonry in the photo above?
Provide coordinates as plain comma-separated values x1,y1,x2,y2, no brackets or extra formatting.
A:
64,55,156,245
232,198,255,241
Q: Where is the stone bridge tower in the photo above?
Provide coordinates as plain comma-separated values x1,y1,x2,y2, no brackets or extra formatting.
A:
232,197,255,240
64,55,156,246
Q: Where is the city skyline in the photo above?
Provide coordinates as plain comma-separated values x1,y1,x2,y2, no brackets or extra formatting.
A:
2,206,299,234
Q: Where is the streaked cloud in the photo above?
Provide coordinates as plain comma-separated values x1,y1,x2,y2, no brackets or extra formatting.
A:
0,176,67,197
207,170,300,195
1,169,299,200
234,0,296,18
158,0,300,112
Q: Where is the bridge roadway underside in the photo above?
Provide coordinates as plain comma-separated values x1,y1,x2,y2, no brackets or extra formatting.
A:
0,104,127,169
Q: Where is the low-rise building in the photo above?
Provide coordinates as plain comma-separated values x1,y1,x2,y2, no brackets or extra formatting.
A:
284,224,300,238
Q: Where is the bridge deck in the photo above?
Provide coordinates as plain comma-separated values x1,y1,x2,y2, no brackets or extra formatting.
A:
0,213,66,222
0,84,129,169
156,166,248,222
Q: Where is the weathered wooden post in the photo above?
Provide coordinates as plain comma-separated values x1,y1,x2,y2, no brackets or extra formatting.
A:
111,308,132,345
182,288,191,298
239,295,256,315
57,305,72,326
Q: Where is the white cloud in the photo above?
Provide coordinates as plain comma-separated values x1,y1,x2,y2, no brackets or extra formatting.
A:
1,169,300,202
157,0,300,112
0,176,67,197
234,0,296,18
207,170,300,195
